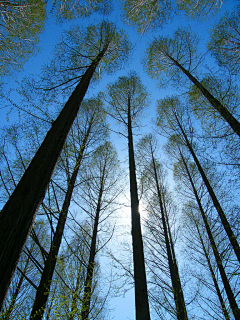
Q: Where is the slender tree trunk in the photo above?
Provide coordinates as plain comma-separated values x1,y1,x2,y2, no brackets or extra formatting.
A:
166,213,186,320
69,261,84,320
194,220,230,320
175,115,240,264
127,96,151,320
3,256,30,320
180,152,240,319
0,49,107,309
80,165,105,320
151,151,188,320
166,53,240,137
30,123,92,320
16,266,38,290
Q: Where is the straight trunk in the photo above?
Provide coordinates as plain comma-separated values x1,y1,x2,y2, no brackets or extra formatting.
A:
151,152,188,320
127,97,151,320
30,123,92,320
80,166,105,320
180,152,240,319
0,49,106,309
167,53,240,137
194,221,230,320
176,116,240,264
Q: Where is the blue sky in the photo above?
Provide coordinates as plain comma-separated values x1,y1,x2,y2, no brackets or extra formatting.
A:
1,0,239,319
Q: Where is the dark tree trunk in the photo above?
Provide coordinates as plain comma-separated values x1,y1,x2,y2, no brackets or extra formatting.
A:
194,221,230,320
175,115,240,264
180,152,240,319
30,123,92,319
0,49,106,309
127,97,151,320
151,151,188,320
80,165,105,320
167,53,240,137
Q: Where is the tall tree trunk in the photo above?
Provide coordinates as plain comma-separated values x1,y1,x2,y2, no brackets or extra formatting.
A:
180,151,240,319
194,219,230,320
80,165,105,320
151,150,188,320
166,53,240,137
175,115,240,264
30,122,92,320
127,96,151,320
0,49,107,309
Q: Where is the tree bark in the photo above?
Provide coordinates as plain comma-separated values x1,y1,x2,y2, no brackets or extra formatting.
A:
180,152,240,319
166,52,240,137
0,49,106,310
127,96,151,320
30,122,92,319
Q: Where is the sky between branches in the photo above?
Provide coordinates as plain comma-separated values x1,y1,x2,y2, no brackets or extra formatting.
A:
1,1,239,319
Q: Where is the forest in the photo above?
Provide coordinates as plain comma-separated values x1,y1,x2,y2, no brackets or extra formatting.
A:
0,0,239,319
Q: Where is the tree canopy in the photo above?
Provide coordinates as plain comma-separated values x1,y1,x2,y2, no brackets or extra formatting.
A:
1,1,240,319
51,0,113,21
208,5,240,73
0,0,46,78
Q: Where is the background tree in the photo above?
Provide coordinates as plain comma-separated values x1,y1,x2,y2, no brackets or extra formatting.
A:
0,0,46,78
181,204,231,319
51,0,113,21
173,149,239,319
208,5,240,74
43,222,109,320
122,0,173,34
80,141,121,320
167,136,236,319
176,0,223,19
121,0,223,34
